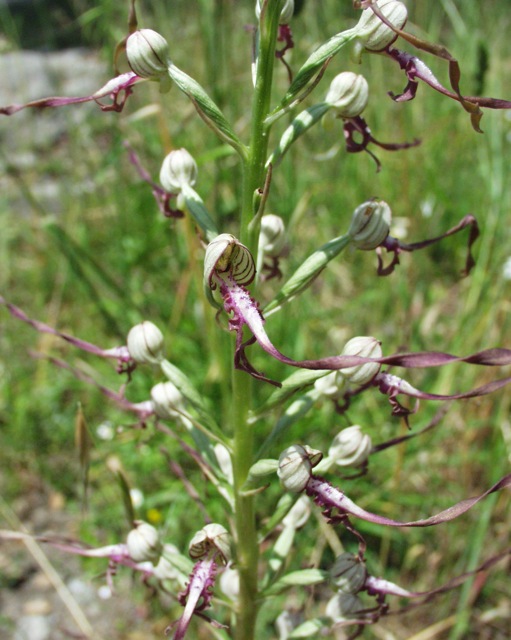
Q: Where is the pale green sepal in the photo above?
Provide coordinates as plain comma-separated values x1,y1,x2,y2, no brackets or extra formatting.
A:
167,63,246,158
181,183,218,242
239,484,270,497
251,368,328,420
277,28,358,109
267,102,330,167
268,524,296,573
264,234,351,314
263,568,328,595
289,619,326,638
242,458,279,493
258,493,296,541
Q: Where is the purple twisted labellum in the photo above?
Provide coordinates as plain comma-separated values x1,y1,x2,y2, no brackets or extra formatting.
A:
343,115,420,172
1,296,134,373
276,24,295,83
364,575,415,598
0,72,142,116
364,2,511,132
216,277,511,398
170,558,218,640
377,214,479,276
305,474,511,528
376,370,511,417
0,532,154,577
382,46,511,132
124,142,184,219
365,547,511,602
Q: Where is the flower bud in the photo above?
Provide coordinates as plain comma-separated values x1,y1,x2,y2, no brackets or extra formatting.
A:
324,72,369,118
127,321,164,365
256,0,294,24
126,29,171,80
150,381,184,420
314,371,346,399
277,444,321,493
126,520,162,563
259,214,286,257
328,425,372,468
159,148,198,194
340,336,382,386
325,592,366,622
348,199,392,250
355,0,408,52
188,523,231,563
329,553,367,594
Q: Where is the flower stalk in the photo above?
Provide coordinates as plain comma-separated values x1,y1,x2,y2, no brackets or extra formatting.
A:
232,3,284,638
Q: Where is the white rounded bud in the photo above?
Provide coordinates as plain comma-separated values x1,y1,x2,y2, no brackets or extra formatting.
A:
256,0,294,24
324,72,369,118
126,520,162,563
329,553,367,593
325,592,366,622
126,29,171,79
189,523,231,563
150,381,184,420
314,371,346,399
127,321,164,365
159,148,198,194
355,0,408,52
328,425,372,468
259,214,286,257
348,199,392,250
278,444,321,493
340,336,382,386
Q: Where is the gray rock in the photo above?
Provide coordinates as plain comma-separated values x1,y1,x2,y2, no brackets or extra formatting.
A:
0,49,107,151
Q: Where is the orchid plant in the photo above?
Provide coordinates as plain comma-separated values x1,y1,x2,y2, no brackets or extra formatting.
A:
2,1,511,639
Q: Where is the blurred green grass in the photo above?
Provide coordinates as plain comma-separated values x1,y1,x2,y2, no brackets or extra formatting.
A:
1,1,510,638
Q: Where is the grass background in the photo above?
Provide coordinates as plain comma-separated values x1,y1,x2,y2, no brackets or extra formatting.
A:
1,0,510,638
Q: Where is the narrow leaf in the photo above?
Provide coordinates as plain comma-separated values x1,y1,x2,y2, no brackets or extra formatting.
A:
264,235,351,314
264,568,328,595
181,184,219,241
279,28,358,107
167,63,246,156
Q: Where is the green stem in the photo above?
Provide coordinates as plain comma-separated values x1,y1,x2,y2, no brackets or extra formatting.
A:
240,1,283,253
232,368,258,640
233,3,284,639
